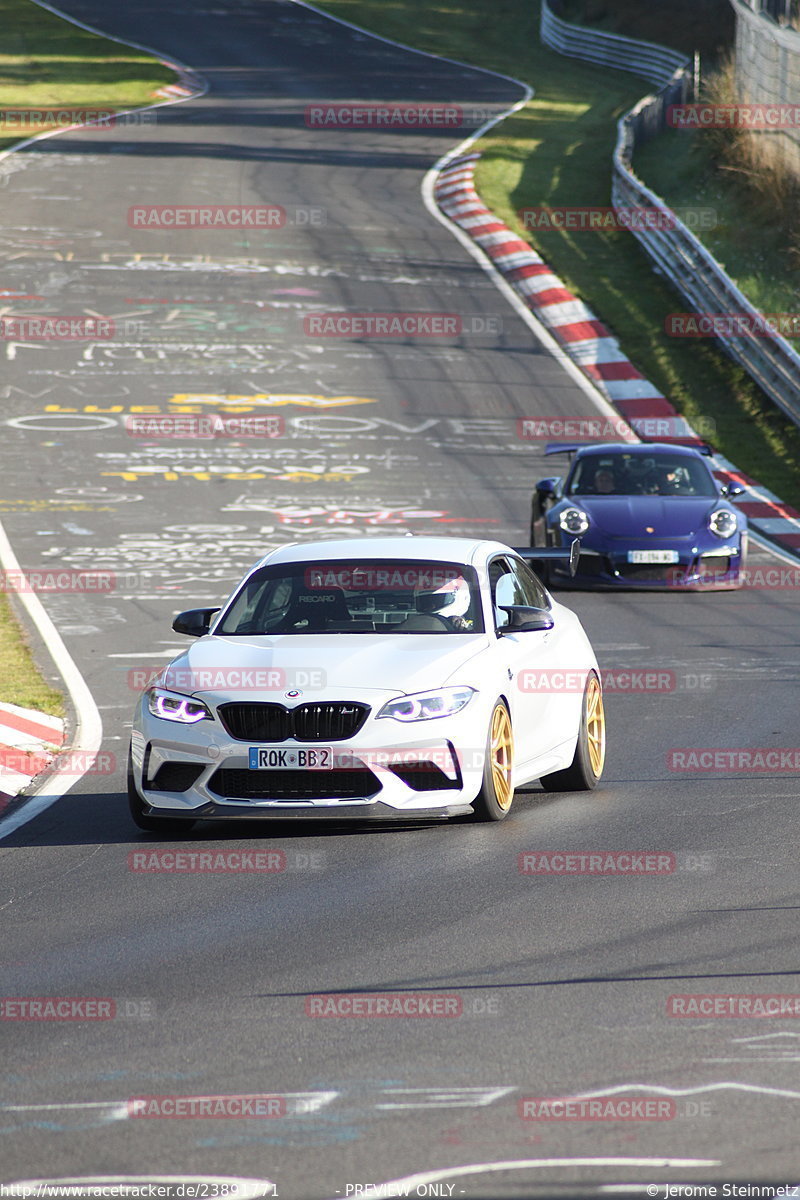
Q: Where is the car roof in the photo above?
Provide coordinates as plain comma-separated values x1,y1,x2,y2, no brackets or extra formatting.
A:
573,442,708,459
259,535,517,569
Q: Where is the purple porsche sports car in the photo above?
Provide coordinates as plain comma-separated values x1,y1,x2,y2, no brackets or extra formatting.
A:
531,442,747,590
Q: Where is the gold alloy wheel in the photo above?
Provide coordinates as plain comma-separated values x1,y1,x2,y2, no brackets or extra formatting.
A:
490,704,514,810
586,674,606,778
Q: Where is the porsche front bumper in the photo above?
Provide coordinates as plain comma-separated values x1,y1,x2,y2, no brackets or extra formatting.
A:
547,539,746,590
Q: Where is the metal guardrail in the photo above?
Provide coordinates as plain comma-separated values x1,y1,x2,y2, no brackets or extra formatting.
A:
613,112,800,426
541,1,800,427
749,0,799,28
540,3,689,87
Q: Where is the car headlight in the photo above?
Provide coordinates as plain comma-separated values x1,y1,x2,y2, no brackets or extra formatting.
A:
147,687,212,724
709,508,738,539
377,686,475,722
559,507,590,535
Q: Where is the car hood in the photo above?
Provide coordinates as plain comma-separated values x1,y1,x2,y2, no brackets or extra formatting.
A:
575,496,718,537
161,632,491,703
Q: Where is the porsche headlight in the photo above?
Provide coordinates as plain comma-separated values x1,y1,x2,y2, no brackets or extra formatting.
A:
377,686,475,722
559,508,590,535
147,687,212,724
709,508,738,539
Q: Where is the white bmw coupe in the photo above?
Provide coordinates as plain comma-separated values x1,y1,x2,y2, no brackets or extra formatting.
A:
128,536,605,829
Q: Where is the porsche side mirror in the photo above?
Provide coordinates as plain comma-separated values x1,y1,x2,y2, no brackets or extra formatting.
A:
535,476,561,500
720,482,745,498
498,605,555,633
172,607,220,637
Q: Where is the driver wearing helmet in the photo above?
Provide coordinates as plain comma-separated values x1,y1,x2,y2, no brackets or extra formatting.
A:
416,573,474,630
622,455,657,494
657,463,690,494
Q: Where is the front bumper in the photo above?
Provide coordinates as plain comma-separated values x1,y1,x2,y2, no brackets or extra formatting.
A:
547,538,745,590
130,695,493,820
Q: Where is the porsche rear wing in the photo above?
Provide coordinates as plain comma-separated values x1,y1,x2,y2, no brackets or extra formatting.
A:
544,442,582,458
512,539,581,577
544,440,714,456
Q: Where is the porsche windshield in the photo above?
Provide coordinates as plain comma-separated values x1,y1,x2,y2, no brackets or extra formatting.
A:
217,559,485,635
567,451,717,497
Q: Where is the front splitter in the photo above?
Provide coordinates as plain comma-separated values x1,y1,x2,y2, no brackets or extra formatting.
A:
141,799,474,822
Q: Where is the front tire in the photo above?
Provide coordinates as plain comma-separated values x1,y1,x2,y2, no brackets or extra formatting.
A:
472,702,515,821
539,672,605,792
128,752,196,833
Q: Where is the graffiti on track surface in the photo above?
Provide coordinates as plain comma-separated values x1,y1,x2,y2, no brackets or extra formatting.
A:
37,509,497,590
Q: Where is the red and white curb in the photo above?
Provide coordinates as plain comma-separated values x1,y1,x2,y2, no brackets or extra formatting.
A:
154,84,196,98
433,152,800,556
0,511,101,841
153,63,204,100
0,701,64,813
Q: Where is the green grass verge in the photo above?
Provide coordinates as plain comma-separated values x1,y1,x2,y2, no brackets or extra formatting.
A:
635,129,800,316
313,0,800,508
304,0,541,78
0,0,177,153
0,592,64,717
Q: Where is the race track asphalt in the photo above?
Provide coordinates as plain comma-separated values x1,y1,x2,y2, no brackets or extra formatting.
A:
1,2,799,1194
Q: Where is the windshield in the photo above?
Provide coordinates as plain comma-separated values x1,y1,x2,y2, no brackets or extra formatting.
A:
567,451,717,497
216,559,485,635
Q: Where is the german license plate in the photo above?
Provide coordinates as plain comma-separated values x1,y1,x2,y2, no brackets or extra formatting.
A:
627,549,679,564
248,747,333,770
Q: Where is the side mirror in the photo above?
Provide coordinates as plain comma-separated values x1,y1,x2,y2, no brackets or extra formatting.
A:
720,482,745,498
535,476,561,501
498,605,555,633
172,607,220,637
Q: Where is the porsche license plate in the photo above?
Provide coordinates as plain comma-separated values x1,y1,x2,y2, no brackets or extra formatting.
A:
249,747,333,769
627,550,679,565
